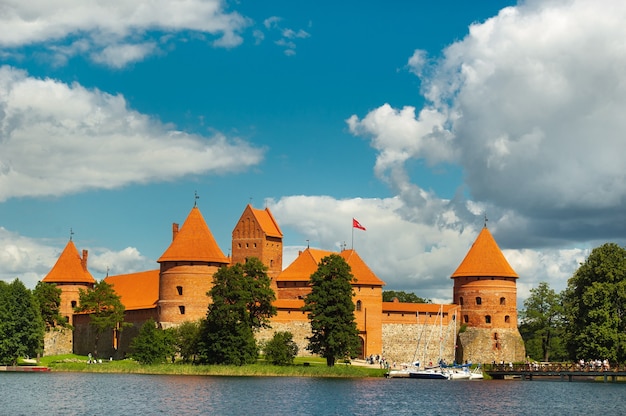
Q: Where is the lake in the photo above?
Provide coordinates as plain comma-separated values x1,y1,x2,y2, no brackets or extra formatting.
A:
1,372,625,415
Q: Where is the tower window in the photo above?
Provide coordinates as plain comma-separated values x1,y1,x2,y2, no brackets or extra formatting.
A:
500,297,506,305
505,315,510,323
476,297,482,305
176,286,183,296
463,315,469,323
356,300,362,311
459,297,464,306
179,306,185,315
485,315,491,324
71,300,77,308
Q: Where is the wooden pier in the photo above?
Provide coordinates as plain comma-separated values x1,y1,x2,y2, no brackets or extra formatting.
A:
486,363,626,382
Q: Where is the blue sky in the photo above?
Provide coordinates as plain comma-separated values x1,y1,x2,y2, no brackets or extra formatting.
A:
1,0,624,304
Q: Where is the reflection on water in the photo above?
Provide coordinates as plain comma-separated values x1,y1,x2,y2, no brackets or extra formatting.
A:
1,372,625,415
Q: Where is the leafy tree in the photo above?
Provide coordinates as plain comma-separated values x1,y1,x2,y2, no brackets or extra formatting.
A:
33,281,67,330
383,290,431,303
519,282,567,361
175,320,202,363
563,243,626,362
303,254,361,366
0,279,45,365
198,257,277,365
74,280,126,358
264,331,299,365
129,318,176,364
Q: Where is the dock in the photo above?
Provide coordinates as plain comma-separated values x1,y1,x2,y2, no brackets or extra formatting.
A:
0,366,51,372
486,363,626,382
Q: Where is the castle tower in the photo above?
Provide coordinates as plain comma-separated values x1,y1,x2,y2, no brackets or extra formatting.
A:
157,205,229,327
231,204,283,290
42,240,96,325
451,226,526,364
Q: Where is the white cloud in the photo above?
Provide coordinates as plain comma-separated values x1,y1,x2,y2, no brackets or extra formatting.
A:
349,0,626,249
0,0,250,67
0,66,265,201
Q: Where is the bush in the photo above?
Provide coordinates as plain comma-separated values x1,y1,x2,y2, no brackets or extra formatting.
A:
264,332,298,365
129,318,175,364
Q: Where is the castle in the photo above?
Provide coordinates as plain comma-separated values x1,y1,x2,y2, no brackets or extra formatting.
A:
42,203,526,364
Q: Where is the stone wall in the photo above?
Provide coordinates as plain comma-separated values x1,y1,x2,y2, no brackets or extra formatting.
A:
256,321,315,357
457,327,526,364
43,328,73,356
382,322,457,365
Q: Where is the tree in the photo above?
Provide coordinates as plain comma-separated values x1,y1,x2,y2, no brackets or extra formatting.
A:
129,318,176,364
0,279,45,365
198,257,277,365
382,290,431,303
563,243,626,363
74,280,126,358
303,254,361,366
264,331,299,365
175,320,201,364
33,281,67,330
519,282,566,361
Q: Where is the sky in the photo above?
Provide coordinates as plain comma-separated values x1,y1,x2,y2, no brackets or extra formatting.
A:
1,0,625,306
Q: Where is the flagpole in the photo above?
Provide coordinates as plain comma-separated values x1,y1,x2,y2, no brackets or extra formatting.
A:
351,225,354,250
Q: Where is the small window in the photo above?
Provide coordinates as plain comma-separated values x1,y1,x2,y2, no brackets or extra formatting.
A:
459,297,464,306
463,315,469,323
356,300,362,311
500,297,506,305
179,305,185,315
494,333,499,340
476,297,482,305
485,315,491,324
176,286,183,296
505,315,510,323
71,300,77,308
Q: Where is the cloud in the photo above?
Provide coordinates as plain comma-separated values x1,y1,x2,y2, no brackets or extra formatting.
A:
269,194,585,304
0,0,250,67
348,0,626,250
0,66,265,201
262,15,310,56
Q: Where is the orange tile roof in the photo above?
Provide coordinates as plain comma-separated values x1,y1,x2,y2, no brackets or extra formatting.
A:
157,206,229,264
450,227,518,279
104,269,159,311
249,205,282,238
42,240,95,284
277,248,385,286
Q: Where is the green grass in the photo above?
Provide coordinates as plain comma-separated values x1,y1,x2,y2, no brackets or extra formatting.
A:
42,354,387,378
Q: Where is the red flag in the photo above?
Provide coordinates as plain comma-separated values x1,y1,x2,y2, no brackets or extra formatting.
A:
352,218,366,231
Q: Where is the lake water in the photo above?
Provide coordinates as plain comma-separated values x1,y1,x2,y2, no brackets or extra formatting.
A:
1,372,625,415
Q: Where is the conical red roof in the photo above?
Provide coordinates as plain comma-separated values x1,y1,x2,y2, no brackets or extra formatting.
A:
451,227,518,279
42,240,96,284
277,248,384,286
157,206,229,264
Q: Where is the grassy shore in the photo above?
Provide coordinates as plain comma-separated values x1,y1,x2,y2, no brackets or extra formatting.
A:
36,355,387,378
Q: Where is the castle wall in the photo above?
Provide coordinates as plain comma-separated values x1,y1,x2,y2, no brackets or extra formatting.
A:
457,327,526,364
382,321,457,365
453,277,519,329
43,328,73,356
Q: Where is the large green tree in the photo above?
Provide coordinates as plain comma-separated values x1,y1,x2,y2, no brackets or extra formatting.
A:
175,320,201,364
303,254,361,366
383,290,431,303
563,243,626,362
129,318,176,364
74,280,126,358
519,282,566,361
198,257,276,365
33,281,67,330
264,331,299,365
0,279,45,365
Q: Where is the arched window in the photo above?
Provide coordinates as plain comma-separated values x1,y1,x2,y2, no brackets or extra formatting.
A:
485,315,491,324
476,297,482,305
504,315,510,323
356,300,362,311
500,297,506,305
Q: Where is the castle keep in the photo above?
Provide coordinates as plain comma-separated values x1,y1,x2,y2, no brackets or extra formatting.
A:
43,204,525,364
